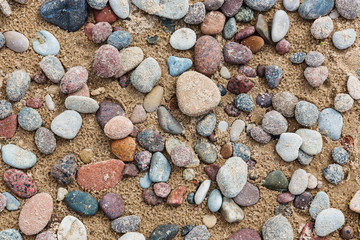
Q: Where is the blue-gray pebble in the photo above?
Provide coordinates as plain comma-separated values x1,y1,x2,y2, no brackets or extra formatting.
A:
295,101,319,127
315,208,345,237
223,18,237,39
0,32,5,49
194,141,217,164
2,192,20,211
262,215,293,240
235,93,254,112
32,30,60,56
0,100,12,119
290,52,306,64
149,152,171,182
332,29,356,50
139,172,152,189
298,149,313,165
323,164,344,185
197,113,216,137
167,56,192,77
65,190,98,216
6,70,30,102
157,106,184,134
233,143,251,161
18,107,42,131
1,144,37,169
208,189,222,212
107,31,131,50
298,0,334,19
309,191,330,219
0,229,23,240
332,147,349,165
87,0,108,10
318,108,343,141
244,0,279,11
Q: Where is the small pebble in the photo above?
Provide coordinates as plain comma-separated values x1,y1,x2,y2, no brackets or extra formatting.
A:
150,224,180,240
171,145,192,167
275,39,290,55
60,66,88,94
201,11,226,35
283,0,300,11
265,65,283,88
241,36,264,53
227,74,254,94
35,127,56,155
135,151,152,171
271,10,290,42
204,164,220,181
233,143,251,161
32,30,60,56
233,182,260,207
272,91,298,118
223,17,237,39
244,0,278,11
194,36,222,75
347,75,360,100
334,93,354,112
295,101,319,127
262,215,293,239
235,26,256,41
294,191,313,210
111,137,136,162
56,187,68,201
57,216,87,240
221,197,244,223
311,16,333,39
51,153,77,185
224,103,241,117
130,105,146,124
6,70,31,102
184,2,206,24
18,107,42,131
220,143,233,159
187,192,195,204
309,191,330,219
99,193,124,220
194,141,217,164
250,126,271,144
4,169,37,198
185,225,210,240
157,106,184,134
149,152,171,182
107,30,131,50
0,100,12,120
277,192,295,204
204,0,224,10
229,119,245,142
170,28,196,50
167,185,187,206
4,31,29,53
167,56,192,77
194,180,211,205
137,129,165,152
0,229,23,240
207,189,222,212
276,133,302,162
305,51,325,67
341,225,354,239
295,129,323,155
203,215,217,228
93,44,121,78
288,169,308,195
223,42,253,65
109,0,129,19
139,172,152,189
183,169,196,181
332,147,349,165
318,108,343,140
143,86,163,112
220,66,231,79
262,170,289,192
104,116,133,139
262,110,288,135
290,52,306,64
234,93,254,112
2,192,20,210
112,215,140,233
307,173,318,189
332,29,356,50
235,6,254,22
323,164,344,184
256,93,273,108
256,14,271,43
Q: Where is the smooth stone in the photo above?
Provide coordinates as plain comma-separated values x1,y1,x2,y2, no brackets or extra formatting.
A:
51,110,82,139
154,182,171,197
262,110,288,135
185,225,210,240
171,145,192,167
51,153,77,185
220,197,244,223
120,232,145,240
262,215,293,240
112,215,140,233
309,191,330,219
315,208,345,237
332,147,349,165
233,143,250,161
235,93,254,112
244,0,278,11
311,16,333,39
220,66,231,79
336,0,360,19
350,190,360,213
93,44,122,78
202,215,217,228
201,11,226,35
150,224,180,240
318,108,343,140
295,101,319,127
271,10,289,42
4,169,38,198
57,187,68,201
65,96,99,114
109,0,130,18
228,229,262,240
304,66,329,87
217,157,248,198
276,39,290,55
60,66,88,94
334,93,354,112
184,2,206,24
223,17,237,39
32,30,60,56
65,191,98,216
130,104,146,124
176,71,221,117
117,47,144,77
294,191,313,210
170,28,196,50
295,129,323,155
6,70,30,102
194,180,211,205
194,36,221,75
57,216,87,240
256,93,273,109
235,6,254,22
223,42,252,65
265,65,283,88
305,51,325,67
307,173,318,189
107,31,131,50
104,116,133,139
288,169,308,195
298,149,314,165
4,31,29,53
157,106,183,134
137,129,165,152
208,189,222,212
3,192,20,210
2,144,37,169
230,120,245,142
233,182,260,207
197,113,216,137
263,170,289,192
96,101,125,128
220,0,243,17
204,0,224,10
250,126,271,144
276,133,302,162
183,169,196,181
167,56,192,77
347,75,360,100
18,107,42,131
40,0,89,32
277,192,295,204
0,100,12,120
298,0,334,19
135,0,189,19
218,121,228,132
143,86,163,112
131,57,161,93
139,172,152,189
272,92,298,118
87,0,108,9
194,141,217,164
0,229,23,240
149,152,171,182
290,52,306,64
40,55,65,83
332,29,356,50
283,0,300,11
19,193,53,235
227,74,254,95
323,164,344,184
256,14,271,43
0,32,4,48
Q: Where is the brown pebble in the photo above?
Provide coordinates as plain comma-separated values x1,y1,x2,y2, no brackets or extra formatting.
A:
201,11,226,35
111,137,136,162
122,164,139,177
204,164,220,181
241,36,264,53
143,189,162,206
220,143,233,159
167,185,187,206
256,65,266,78
84,23,94,41
79,148,94,163
341,225,354,239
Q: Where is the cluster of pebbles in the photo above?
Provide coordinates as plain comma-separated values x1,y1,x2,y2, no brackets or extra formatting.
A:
1,0,360,239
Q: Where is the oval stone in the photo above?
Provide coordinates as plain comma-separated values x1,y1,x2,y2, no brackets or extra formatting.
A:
315,208,345,237
170,28,196,50
1,144,37,169
93,44,122,78
60,66,88,94
137,129,165,152
3,169,37,198
131,57,161,93
51,153,77,185
99,193,125,220
65,96,99,113
194,35,221,75
233,182,260,207
65,191,98,216
4,31,29,53
298,0,334,19
32,30,60,56
96,101,125,129
262,215,293,239
6,70,30,102
223,42,252,65
244,0,278,11
149,152,171,182
228,229,261,240
150,224,180,240
117,47,144,77
0,229,23,240
40,55,65,83
336,0,360,19
51,110,82,139
318,108,343,141
104,116,133,139
208,189,222,212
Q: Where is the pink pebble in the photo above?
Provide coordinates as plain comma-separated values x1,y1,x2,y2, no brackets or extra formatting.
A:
69,84,90,97
60,66,88,94
154,182,171,198
275,39,290,55
93,44,122,78
35,230,57,240
92,22,112,44
0,193,6,212
104,116,134,139
84,22,94,41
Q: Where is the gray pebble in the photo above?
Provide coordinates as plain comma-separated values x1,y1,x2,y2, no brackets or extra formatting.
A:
185,225,210,240
18,107,42,131
315,208,345,237
332,29,356,50
0,100,12,119
65,96,99,114
262,110,288,135
6,70,30,102
290,52,306,64
111,215,141,233
262,215,293,240
197,113,216,137
283,0,300,11
295,129,323,155
318,108,343,141
184,2,206,24
332,147,349,165
272,91,299,118
157,106,184,134
40,55,65,83
223,17,237,40
309,191,330,219
233,143,251,161
295,101,319,127
131,57,161,93
244,0,279,11
323,164,344,185
298,149,313,165
288,169,308,195
51,110,82,139
194,141,217,164
305,51,325,67
334,93,353,112
35,127,56,155
2,192,20,211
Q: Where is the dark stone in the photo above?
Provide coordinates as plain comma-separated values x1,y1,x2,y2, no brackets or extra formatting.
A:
51,153,77,185
294,191,313,210
182,225,194,236
65,190,98,216
150,224,180,240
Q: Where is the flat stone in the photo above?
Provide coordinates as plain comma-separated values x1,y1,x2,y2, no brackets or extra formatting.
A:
230,120,245,142
311,16,333,39
1,144,37,169
149,224,180,240
263,170,288,192
158,106,184,134
131,57,161,93
323,164,344,184
201,11,226,35
194,141,217,164
40,56,65,83
112,215,140,233
32,30,60,56
310,191,330,219
167,56,192,77
65,191,98,216
288,169,308,195
6,70,30,102
332,29,356,50
195,180,211,205
315,208,345,237
233,182,260,207
170,28,196,50
223,42,252,65
271,10,289,42
295,129,323,155
347,75,360,100
149,152,171,182
262,215,293,240
318,108,343,141
295,101,319,127
298,0,334,19
117,47,144,77
276,133,302,162
51,110,82,139
185,225,210,240
290,52,306,64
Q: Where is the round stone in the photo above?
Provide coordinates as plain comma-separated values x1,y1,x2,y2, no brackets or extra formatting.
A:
289,169,308,195
275,39,290,55
295,101,319,127
4,31,29,53
336,0,360,19
304,66,329,87
277,192,295,204
104,116,133,139
262,110,288,135
203,215,217,228
276,133,303,162
332,147,349,165
323,164,344,185
137,129,165,152
318,108,343,141
0,100,12,119
18,107,42,131
347,75,360,100
1,144,37,169
305,51,325,67
332,29,356,50
235,93,254,112
311,16,333,39
315,208,345,237
283,0,300,11
262,215,293,240
272,91,299,118
233,182,260,207
51,110,82,139
57,216,87,240
263,170,289,192
6,70,31,102
334,93,354,112
201,11,226,35
309,191,330,219
93,44,121,78
99,193,125,220
171,145,192,167
208,189,222,212
295,129,323,155
4,169,38,198
107,30,131,50
224,42,253,65
341,226,355,239
170,28,196,50
235,6,254,22
294,191,313,210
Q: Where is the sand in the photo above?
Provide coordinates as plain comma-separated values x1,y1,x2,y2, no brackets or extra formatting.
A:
0,0,360,239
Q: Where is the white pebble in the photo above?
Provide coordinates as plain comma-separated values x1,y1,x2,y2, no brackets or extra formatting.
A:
195,179,211,205
347,75,360,100
289,169,308,195
220,66,231,79
230,120,245,142
57,187,68,201
218,121,228,132
170,28,196,50
45,94,55,111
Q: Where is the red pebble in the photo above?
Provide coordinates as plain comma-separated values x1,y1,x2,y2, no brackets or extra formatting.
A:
228,229,262,240
26,98,43,109
99,193,125,220
204,164,220,181
167,185,186,206
238,65,257,77
4,169,37,198
113,26,124,32
277,192,295,204
154,182,171,198
227,74,254,94
32,72,47,83
143,189,162,206
118,74,130,88
224,103,241,117
84,23,94,41
0,114,17,139
276,39,290,55
93,44,122,78
122,164,139,177
94,5,118,24
235,26,256,41
92,22,113,44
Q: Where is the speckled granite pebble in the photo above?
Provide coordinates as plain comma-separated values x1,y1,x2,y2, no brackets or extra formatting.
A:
332,29,356,50
184,2,206,24
4,169,37,198
323,164,344,184
262,215,293,240
18,107,42,131
295,101,319,127
112,215,140,233
262,110,288,135
332,147,348,165
185,225,210,240
290,52,306,64
311,16,333,39
6,70,30,102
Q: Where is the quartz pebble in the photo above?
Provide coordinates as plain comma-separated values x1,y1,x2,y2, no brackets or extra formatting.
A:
57,187,68,201
220,66,231,79
57,216,87,240
276,133,302,162
230,120,245,142
170,28,196,50
271,10,289,42
1,144,37,169
315,208,345,237
2,192,20,210
32,30,60,56
295,129,323,155
347,75,360,100
318,108,343,141
203,215,217,228
332,29,356,50
221,197,244,223
323,164,344,184
290,52,306,64
307,173,318,189
311,16,333,39
195,180,211,205
335,93,354,112
309,191,330,219
262,215,293,240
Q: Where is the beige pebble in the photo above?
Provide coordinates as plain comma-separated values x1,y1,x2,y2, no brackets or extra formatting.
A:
57,187,68,201
317,181,323,189
203,215,217,228
91,87,105,96
350,190,360,213
183,168,196,181
307,173,318,189
130,104,147,124
45,94,55,111
79,148,94,163
48,85,60,95
143,85,163,112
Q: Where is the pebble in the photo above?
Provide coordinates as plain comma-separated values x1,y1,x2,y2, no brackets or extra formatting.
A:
294,191,313,210
0,229,23,240
6,70,30,102
32,30,60,56
170,28,196,50
220,66,231,79
96,101,125,128
133,0,189,19
167,56,192,77
149,152,171,182
40,0,88,32
244,0,278,11
65,191,98,216
217,157,247,198
223,18,237,39
131,57,161,93
150,224,180,240
123,164,139,177
194,36,221,75
40,55,65,83
298,151,313,166
238,66,256,78
51,153,77,185
203,215,217,228
272,91,298,118
262,110,288,135
112,215,140,233
288,169,308,195
119,232,145,240
4,169,37,198
116,47,144,77
333,29,356,50
277,192,295,204
265,65,283,88
18,107,41,132
197,113,216,137
290,52,306,64
318,108,343,140
171,145,192,167
304,67,328,87
4,31,29,53
182,225,194,236
87,0,108,10
221,197,244,223
235,93,254,112
241,36,265,54
201,11,226,35
153,182,171,198
185,225,210,240
167,185,187,206
2,192,20,210
206,189,222,212
129,105,146,124
230,120,245,142
228,229,262,240
309,191,330,219
51,110,82,139
194,179,211,205
235,6,254,22
233,143,251,161
137,129,165,152
0,32,4,48
256,14,271,43
36,230,57,240
305,51,325,67
135,151,152,171
311,16,333,39
194,141,217,164
109,0,130,18
139,172,152,189
276,133,302,162
336,0,360,19
118,75,130,88
58,216,87,240
157,106,184,134
19,193,53,235
2,144,37,169
262,215,293,240
315,208,345,237
329,9,340,19
104,116,133,139
220,0,243,17
233,182,260,207
26,98,42,109
204,0,224,10
204,164,220,181
295,129,323,155
341,226,354,239
184,2,206,24
276,39,290,55
218,121,228,132
107,30,131,50
224,42,252,65
283,0,300,11
347,75,360,100
57,187,68,201
93,44,121,78
176,71,221,116
0,193,6,212
143,86,163,112
0,100,12,120
332,147,349,165
271,10,289,42
256,93,273,108
323,164,344,184
183,169,196,181
307,173,318,189
295,101,319,127
225,103,241,117
65,96,99,114
227,75,254,94
298,0,334,19
263,170,289,192
334,93,354,112
235,26,255,41
250,126,271,144
350,190,360,213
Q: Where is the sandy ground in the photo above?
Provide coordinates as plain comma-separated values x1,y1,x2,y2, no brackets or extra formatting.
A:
0,0,360,239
